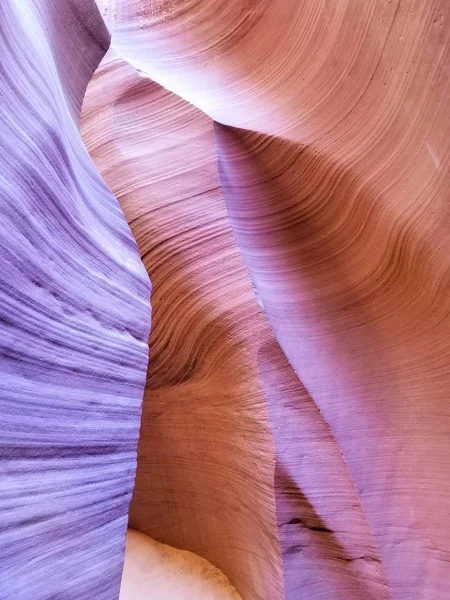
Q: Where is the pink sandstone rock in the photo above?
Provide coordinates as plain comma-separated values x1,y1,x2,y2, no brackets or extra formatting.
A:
1,0,449,599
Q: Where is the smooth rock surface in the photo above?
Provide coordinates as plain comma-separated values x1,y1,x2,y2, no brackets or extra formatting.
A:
1,1,449,599
0,2,150,599
120,529,242,600
94,1,450,598
81,51,284,600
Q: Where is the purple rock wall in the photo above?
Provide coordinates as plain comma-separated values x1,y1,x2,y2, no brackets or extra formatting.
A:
0,2,151,598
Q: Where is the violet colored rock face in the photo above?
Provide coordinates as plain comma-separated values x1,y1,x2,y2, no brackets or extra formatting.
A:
215,125,450,599
0,2,150,598
2,0,450,598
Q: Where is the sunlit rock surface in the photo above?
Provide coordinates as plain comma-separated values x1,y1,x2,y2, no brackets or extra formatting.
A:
119,530,242,600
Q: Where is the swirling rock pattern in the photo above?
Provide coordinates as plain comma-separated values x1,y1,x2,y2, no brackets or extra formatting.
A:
81,52,284,600
216,126,450,599
1,0,449,599
95,0,450,598
0,2,150,599
82,51,400,600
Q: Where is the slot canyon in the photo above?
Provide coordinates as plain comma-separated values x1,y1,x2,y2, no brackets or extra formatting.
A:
1,1,449,599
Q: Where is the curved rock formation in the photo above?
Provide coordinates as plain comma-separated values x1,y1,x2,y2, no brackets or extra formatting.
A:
2,0,449,599
93,0,450,598
0,2,150,599
215,125,450,599
81,51,284,600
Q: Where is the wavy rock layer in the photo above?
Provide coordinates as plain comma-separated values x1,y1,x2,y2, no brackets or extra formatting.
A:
97,1,450,599
83,52,399,600
0,2,150,599
1,0,448,599
216,126,450,600
81,52,284,600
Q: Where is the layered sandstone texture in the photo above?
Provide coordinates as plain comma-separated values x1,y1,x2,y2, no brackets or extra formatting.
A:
1,1,449,600
82,50,283,600
92,0,450,599
0,2,150,599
